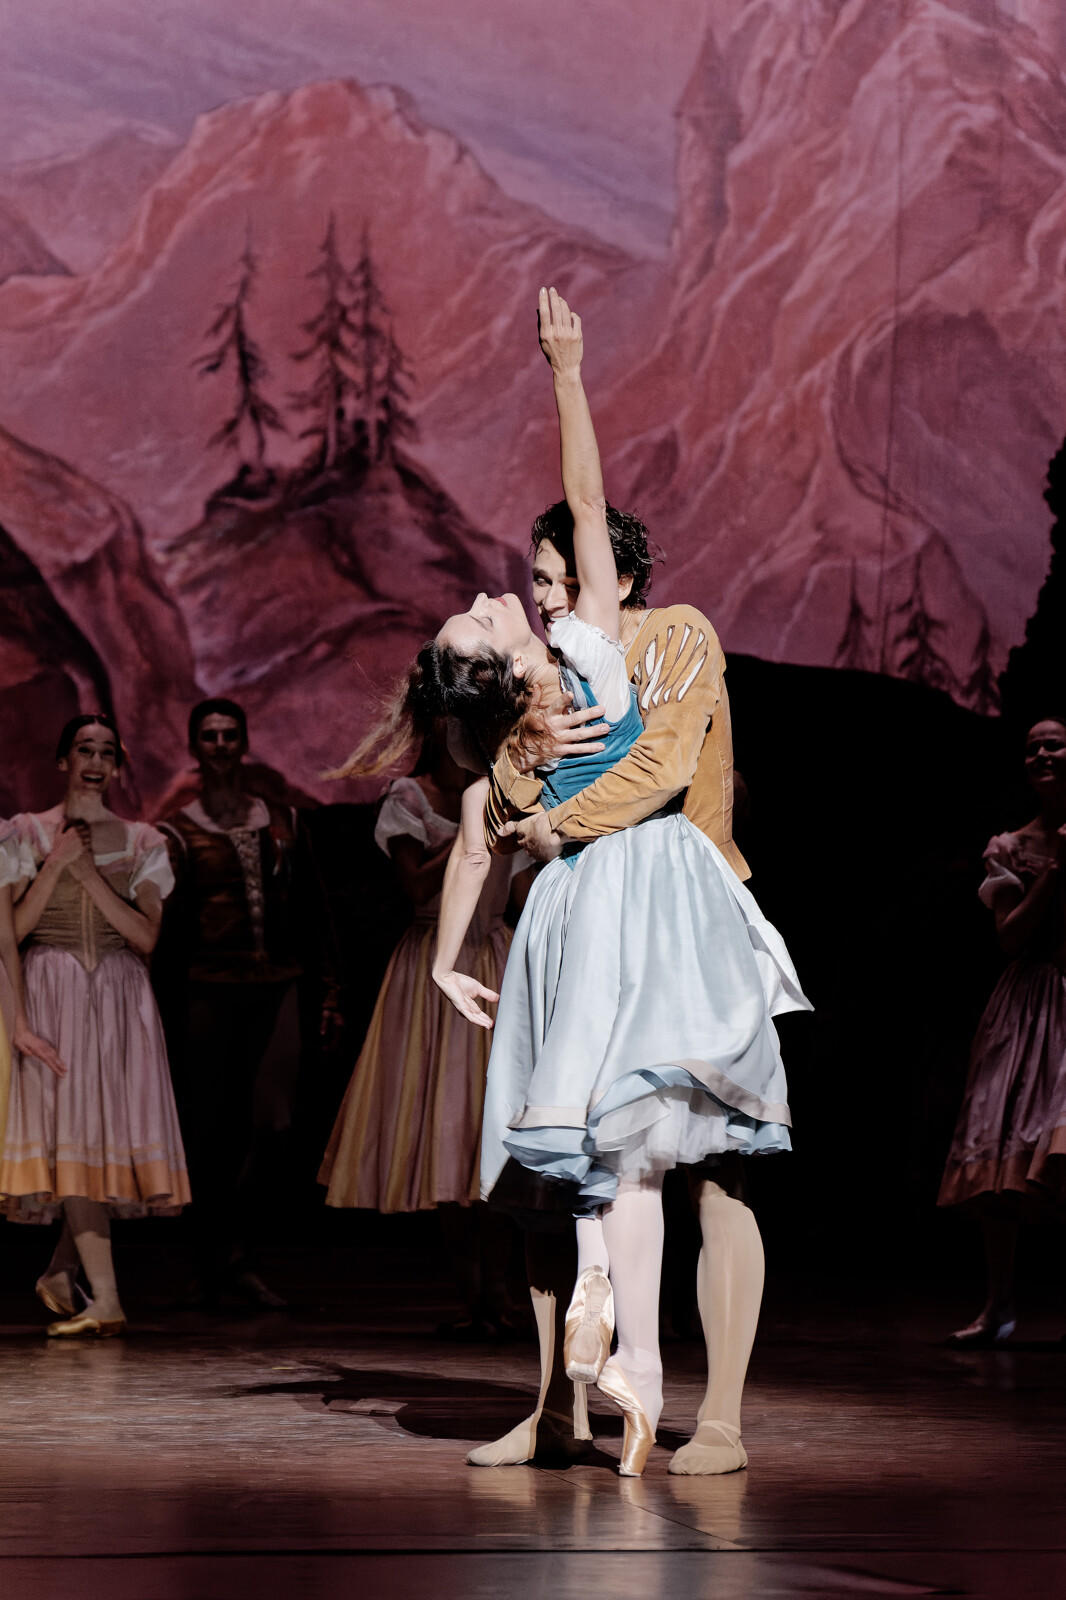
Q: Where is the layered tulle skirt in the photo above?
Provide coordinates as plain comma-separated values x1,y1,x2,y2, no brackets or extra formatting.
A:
481,814,811,1209
939,958,1066,1212
321,916,512,1212
0,945,191,1221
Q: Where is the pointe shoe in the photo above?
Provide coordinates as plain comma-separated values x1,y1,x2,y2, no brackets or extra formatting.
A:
596,1360,655,1477
46,1311,127,1339
946,1311,1016,1348
668,1419,748,1476
563,1266,614,1383
35,1273,77,1318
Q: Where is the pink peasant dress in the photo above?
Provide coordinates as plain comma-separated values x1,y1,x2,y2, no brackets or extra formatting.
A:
939,831,1066,1211
0,809,191,1221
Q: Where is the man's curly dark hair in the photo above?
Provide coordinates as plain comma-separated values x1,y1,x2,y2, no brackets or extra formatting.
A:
529,500,655,609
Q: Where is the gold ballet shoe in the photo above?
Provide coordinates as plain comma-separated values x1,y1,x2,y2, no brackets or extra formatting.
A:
596,1360,655,1477
35,1274,77,1317
563,1266,614,1383
46,1311,127,1339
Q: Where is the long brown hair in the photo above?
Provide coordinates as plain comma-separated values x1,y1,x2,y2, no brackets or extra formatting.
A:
329,641,558,780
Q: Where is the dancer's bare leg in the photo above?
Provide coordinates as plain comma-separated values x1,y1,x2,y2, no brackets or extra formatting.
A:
466,1225,590,1466
62,1197,124,1322
669,1177,763,1475
949,1217,1018,1341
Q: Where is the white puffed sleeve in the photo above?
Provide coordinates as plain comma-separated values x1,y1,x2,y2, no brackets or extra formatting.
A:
0,821,36,888
374,778,432,855
549,613,632,722
977,834,1024,912
128,827,176,901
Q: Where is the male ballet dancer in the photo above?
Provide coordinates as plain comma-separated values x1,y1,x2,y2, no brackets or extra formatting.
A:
470,508,762,1477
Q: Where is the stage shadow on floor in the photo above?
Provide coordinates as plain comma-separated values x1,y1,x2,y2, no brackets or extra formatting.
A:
226,1360,690,1459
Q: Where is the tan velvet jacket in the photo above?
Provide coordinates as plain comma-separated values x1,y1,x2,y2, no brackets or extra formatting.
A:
485,603,750,881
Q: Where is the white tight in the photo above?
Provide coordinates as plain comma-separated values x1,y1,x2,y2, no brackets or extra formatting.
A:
576,1175,665,1429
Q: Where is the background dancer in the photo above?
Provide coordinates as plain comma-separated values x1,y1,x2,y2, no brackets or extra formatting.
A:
156,698,341,1309
322,723,525,1337
0,825,66,1149
0,715,188,1336
939,716,1066,1343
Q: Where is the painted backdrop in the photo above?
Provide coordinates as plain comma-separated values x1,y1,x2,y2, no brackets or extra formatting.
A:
0,0,1064,808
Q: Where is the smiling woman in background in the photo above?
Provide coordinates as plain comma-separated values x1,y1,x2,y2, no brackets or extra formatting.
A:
0,713,190,1336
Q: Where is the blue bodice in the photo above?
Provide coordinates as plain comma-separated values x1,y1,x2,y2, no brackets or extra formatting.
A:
538,673,644,814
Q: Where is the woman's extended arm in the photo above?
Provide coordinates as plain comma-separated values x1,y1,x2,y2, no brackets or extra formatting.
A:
538,286,619,640
431,777,500,1028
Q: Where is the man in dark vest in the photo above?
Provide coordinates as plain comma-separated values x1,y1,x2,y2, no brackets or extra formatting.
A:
157,698,340,1307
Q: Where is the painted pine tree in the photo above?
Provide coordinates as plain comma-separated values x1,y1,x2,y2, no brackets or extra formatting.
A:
999,436,1066,725
348,229,417,462
833,562,878,671
289,213,365,475
196,233,285,480
373,323,417,461
963,616,1000,715
891,552,959,695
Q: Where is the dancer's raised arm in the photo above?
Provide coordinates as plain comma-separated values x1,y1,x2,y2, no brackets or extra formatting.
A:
538,287,619,642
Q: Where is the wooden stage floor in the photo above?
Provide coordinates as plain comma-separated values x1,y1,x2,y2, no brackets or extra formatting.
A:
0,1260,1064,1599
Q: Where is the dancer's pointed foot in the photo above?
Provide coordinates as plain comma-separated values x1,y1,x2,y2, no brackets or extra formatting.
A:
35,1270,79,1318
596,1360,656,1477
46,1309,126,1339
466,1407,593,1467
668,1420,748,1476
946,1307,1016,1347
563,1266,614,1383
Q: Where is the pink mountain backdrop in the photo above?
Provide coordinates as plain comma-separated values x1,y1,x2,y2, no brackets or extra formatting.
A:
0,0,1063,809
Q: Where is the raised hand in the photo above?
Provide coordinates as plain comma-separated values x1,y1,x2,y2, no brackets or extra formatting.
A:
538,286,583,376
433,968,500,1029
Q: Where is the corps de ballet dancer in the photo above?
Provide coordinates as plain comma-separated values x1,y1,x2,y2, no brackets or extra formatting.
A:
0,714,190,1335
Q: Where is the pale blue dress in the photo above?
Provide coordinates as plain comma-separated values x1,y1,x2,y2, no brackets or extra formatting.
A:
480,612,811,1210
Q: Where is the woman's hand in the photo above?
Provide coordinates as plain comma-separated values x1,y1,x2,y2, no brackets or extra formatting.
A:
509,693,609,775
46,823,89,875
538,286,583,377
498,808,564,863
432,968,500,1029
12,1016,67,1079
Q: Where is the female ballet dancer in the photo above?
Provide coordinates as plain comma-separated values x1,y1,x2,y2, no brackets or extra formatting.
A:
343,290,809,1473
0,715,190,1334
939,715,1066,1343
322,723,524,1334
0,824,65,1143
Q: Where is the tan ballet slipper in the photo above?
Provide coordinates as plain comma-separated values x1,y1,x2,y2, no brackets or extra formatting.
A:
668,1419,747,1476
